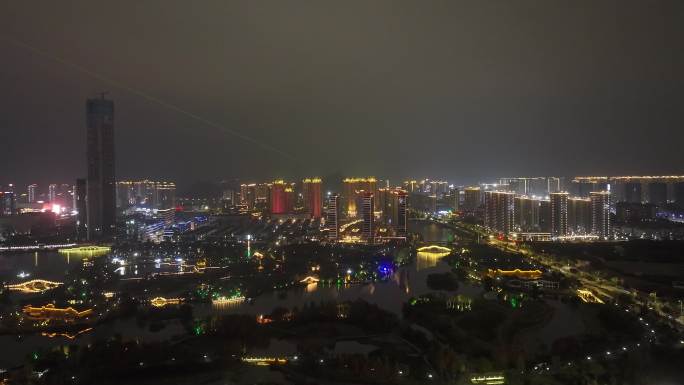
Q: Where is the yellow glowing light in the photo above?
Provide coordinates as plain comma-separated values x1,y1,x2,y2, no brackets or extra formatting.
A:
41,327,93,340
150,297,182,307
6,279,63,293
23,304,94,320
485,269,543,280
300,276,320,284
416,245,452,253
577,289,605,304
58,245,111,256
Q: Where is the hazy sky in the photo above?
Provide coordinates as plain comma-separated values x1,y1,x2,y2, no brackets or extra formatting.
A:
1,1,683,188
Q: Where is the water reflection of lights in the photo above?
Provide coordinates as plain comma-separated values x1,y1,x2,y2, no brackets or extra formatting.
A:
41,327,93,340
212,296,246,311
416,251,450,271
59,245,111,257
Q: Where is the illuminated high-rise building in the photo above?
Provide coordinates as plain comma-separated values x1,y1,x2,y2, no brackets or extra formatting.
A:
326,194,340,241
450,187,460,211
539,200,551,232
342,177,377,218
550,192,568,237
394,190,408,238
302,178,322,218
403,180,418,193
154,182,176,210
514,196,541,232
27,184,37,203
0,191,16,216
590,191,611,239
463,186,482,213
284,186,295,213
270,180,287,214
568,197,592,234
240,183,256,208
48,184,57,202
75,178,86,239
484,191,515,235
361,192,375,242
86,95,116,240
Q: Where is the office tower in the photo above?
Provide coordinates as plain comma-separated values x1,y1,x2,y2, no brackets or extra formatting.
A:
675,182,684,207
590,191,611,239
75,179,87,239
302,178,322,218
568,197,592,234
270,180,287,214
550,192,569,237
48,184,57,202
326,194,340,241
648,182,667,206
342,177,377,218
514,196,541,232
86,95,116,240
451,187,460,211
27,184,37,203
539,200,551,232
463,186,482,212
0,191,16,216
361,192,374,242
484,191,515,235
623,182,642,203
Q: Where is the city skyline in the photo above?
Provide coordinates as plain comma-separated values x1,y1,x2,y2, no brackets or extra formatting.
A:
2,2,684,383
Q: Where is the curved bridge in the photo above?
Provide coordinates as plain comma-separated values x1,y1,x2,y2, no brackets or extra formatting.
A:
6,279,63,293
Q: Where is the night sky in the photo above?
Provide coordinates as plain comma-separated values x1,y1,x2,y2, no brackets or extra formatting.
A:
1,1,683,188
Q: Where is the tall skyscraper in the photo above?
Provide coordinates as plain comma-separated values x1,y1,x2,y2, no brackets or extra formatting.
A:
342,177,377,218
463,186,482,213
484,191,515,235
302,178,322,218
48,184,57,202
514,196,541,232
568,197,592,234
0,191,16,216
550,192,569,237
27,184,37,203
590,191,611,239
86,95,116,240
361,192,374,242
75,178,87,240
154,182,177,210
539,200,551,232
326,194,340,241
270,180,287,214
394,190,408,238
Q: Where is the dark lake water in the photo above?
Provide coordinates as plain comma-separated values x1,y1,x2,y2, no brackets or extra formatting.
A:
3,220,587,368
